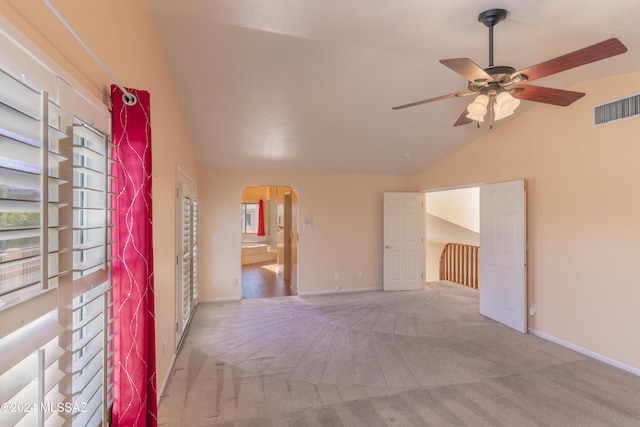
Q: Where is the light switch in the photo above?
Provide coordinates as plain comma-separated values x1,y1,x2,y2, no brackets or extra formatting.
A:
304,217,313,229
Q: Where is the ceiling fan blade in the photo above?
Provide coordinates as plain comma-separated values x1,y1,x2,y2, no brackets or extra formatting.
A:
512,38,627,82
514,84,585,106
392,92,464,110
454,108,473,127
440,58,492,82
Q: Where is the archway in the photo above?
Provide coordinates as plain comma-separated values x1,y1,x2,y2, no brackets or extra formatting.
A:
240,186,298,298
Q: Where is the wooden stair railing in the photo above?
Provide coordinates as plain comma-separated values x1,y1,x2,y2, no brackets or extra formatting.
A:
439,243,479,289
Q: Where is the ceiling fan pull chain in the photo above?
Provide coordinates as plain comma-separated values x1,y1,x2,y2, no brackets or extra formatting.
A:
489,97,495,130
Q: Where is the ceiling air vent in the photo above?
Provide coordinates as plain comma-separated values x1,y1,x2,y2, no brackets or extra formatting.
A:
593,93,640,126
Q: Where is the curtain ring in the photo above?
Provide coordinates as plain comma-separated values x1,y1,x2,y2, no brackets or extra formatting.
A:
122,92,137,106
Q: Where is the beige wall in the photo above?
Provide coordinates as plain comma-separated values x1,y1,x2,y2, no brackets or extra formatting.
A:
414,71,640,371
242,186,271,203
425,241,446,282
1,1,199,389
198,168,414,300
426,187,480,233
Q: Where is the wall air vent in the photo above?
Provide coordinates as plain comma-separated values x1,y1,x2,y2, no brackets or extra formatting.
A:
593,93,640,126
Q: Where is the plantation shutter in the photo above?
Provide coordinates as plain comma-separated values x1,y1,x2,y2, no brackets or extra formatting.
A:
0,68,69,426
1,65,113,426
0,69,68,306
176,177,198,348
70,121,114,425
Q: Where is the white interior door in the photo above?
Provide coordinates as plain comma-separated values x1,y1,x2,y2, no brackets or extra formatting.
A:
480,180,527,332
383,192,424,291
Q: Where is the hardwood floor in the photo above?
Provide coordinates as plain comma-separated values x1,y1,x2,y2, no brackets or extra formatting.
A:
241,261,293,298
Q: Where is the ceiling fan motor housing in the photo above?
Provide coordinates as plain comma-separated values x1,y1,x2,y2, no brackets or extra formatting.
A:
468,65,519,91
478,8,507,27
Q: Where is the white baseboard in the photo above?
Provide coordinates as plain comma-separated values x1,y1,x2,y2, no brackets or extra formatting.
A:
157,351,177,405
528,328,640,377
298,286,382,296
199,297,242,303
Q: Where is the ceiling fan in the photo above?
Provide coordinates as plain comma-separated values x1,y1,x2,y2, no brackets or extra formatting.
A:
392,8,627,128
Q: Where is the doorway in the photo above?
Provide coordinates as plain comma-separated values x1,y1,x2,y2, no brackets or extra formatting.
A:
241,186,298,298
421,181,527,333
424,186,480,282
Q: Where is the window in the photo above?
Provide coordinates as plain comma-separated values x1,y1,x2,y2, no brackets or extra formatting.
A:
241,203,259,234
0,68,67,309
0,65,72,426
70,120,113,425
1,36,112,426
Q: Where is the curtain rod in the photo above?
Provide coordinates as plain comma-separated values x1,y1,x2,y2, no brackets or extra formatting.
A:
43,0,137,106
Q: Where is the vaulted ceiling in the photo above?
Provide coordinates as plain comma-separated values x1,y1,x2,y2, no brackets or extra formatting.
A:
148,0,640,175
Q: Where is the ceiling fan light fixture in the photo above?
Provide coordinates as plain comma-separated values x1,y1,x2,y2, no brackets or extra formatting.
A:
465,112,485,122
467,94,489,115
493,107,515,121
495,91,520,115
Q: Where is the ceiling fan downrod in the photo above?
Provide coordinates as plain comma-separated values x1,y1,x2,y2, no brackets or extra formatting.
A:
478,8,507,67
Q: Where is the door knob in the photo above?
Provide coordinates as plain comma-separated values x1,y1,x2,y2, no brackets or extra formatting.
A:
385,245,391,249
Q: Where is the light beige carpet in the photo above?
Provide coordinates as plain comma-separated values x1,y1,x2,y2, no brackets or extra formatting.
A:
158,281,640,426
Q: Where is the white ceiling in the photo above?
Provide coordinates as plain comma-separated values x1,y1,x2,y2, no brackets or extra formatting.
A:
147,0,640,175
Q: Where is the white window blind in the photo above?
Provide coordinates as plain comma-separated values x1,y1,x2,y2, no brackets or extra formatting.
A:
0,312,66,427
181,193,192,327
192,198,199,302
176,177,198,348
1,57,113,426
0,69,69,309
70,121,113,426
72,121,110,279
70,280,113,426
0,67,69,427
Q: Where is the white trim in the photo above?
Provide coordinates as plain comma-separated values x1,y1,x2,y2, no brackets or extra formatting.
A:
176,165,197,190
157,351,177,405
421,183,484,193
0,14,108,119
199,297,242,303
298,286,383,296
528,328,640,377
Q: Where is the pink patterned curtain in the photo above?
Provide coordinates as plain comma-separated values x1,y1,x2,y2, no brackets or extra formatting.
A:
257,199,265,236
111,85,158,426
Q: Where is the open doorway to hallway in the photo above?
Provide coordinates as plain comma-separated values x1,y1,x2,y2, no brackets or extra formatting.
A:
241,186,298,299
425,182,528,333
425,186,480,285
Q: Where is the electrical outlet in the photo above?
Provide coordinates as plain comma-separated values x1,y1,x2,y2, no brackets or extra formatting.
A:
529,303,536,316
334,273,339,280
233,278,238,287
212,279,218,287
358,272,363,279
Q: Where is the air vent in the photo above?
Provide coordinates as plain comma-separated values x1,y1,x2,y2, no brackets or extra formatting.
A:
593,93,640,126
